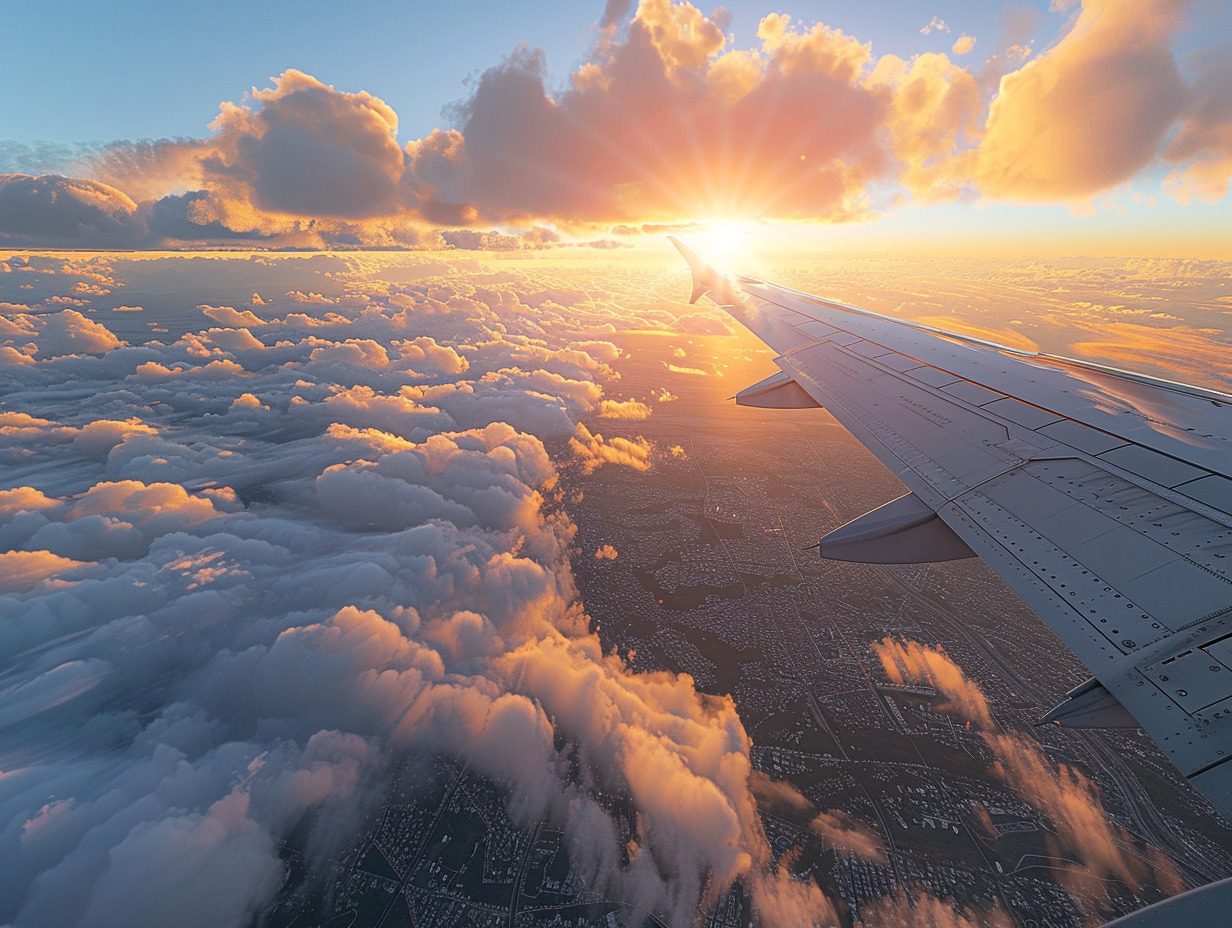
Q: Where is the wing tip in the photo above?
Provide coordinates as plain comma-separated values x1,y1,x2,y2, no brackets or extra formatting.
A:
669,235,719,305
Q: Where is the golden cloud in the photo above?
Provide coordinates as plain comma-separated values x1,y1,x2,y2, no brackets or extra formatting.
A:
975,0,1188,200
7,0,1229,247
872,637,1185,911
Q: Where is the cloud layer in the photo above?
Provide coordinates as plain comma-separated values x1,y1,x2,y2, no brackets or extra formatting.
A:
0,252,844,928
3,0,1229,246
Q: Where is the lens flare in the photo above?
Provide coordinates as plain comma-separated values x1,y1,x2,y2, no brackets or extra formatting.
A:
696,220,754,269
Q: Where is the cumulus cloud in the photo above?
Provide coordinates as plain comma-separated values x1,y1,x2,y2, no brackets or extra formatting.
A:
0,10,917,238
569,422,653,473
200,304,267,327
0,308,124,359
0,550,89,592
3,0,1228,246
450,4,890,223
975,0,1189,200
97,70,410,232
0,252,843,928
599,398,653,418
0,175,147,247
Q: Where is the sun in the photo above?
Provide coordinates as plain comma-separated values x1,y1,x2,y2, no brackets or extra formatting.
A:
696,219,755,269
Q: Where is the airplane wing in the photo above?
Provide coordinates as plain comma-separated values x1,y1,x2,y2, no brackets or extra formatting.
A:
670,236,1232,823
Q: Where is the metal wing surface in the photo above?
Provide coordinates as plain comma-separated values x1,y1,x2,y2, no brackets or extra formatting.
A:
670,236,1232,822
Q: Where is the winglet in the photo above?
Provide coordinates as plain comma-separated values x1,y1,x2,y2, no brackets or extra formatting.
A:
668,235,721,305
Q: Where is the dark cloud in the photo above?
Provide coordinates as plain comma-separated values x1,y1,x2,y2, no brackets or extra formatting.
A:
0,175,147,247
145,191,269,242
1164,48,1232,202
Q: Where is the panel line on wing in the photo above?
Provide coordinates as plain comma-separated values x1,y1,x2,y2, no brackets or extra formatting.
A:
743,281,1232,479
955,490,1158,657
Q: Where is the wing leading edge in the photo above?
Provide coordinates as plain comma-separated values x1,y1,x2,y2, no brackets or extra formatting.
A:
669,235,1232,826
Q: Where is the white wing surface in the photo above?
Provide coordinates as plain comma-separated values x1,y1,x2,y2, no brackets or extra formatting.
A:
671,236,1232,822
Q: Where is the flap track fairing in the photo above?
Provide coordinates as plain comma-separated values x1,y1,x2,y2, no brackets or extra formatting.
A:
817,493,976,564
735,370,823,409
1040,677,1138,729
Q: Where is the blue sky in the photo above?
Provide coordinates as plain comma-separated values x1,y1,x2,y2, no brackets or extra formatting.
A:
3,0,1070,144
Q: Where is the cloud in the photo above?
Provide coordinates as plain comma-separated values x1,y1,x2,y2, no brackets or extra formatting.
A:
1163,51,1232,203
0,175,147,247
862,891,1011,928
395,335,468,374
3,0,1227,246
975,0,1188,200
867,51,982,199
80,73,453,249
1067,320,1232,385
569,422,653,473
38,4,892,233
0,252,852,928
872,636,993,728
0,309,123,360
100,70,410,230
599,398,653,418
665,362,709,375
809,809,887,863
595,544,619,559
0,550,90,592
439,228,525,251
913,315,1038,351
200,304,267,327
71,418,160,457
451,4,890,223
215,70,405,219
309,338,391,367
871,637,1185,912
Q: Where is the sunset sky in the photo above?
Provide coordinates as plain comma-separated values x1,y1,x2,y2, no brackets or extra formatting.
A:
2,0,1229,256
3,4,1232,927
